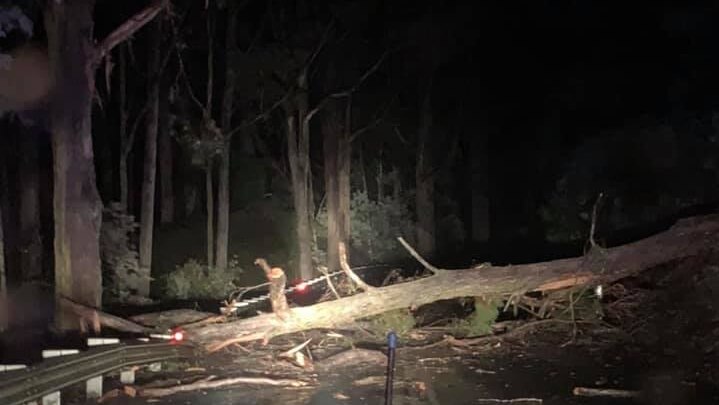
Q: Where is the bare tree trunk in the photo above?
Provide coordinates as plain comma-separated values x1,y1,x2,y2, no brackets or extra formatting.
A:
294,73,314,280
415,87,435,257
138,18,162,297
206,164,215,268
118,44,130,212
216,1,239,272
45,0,103,330
322,100,341,271
471,127,490,242
338,97,351,258
286,74,314,280
158,82,174,224
0,178,7,331
18,128,43,280
204,5,216,268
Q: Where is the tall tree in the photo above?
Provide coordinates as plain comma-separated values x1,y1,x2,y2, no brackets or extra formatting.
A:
138,17,163,297
158,82,174,224
45,0,104,330
17,126,43,280
415,81,435,257
0,165,7,332
286,70,314,280
45,0,165,330
215,0,240,272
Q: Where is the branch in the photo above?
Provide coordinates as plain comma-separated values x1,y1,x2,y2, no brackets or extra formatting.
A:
396,236,445,274
338,242,374,292
94,0,168,67
226,90,293,138
304,51,388,125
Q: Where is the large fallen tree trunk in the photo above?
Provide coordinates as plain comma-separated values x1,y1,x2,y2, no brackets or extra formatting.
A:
187,214,719,348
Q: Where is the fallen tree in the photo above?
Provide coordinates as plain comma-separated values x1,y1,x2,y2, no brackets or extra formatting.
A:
186,214,719,349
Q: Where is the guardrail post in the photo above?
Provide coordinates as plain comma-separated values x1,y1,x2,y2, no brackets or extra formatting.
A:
120,368,135,384
40,349,80,405
85,337,120,399
41,391,60,405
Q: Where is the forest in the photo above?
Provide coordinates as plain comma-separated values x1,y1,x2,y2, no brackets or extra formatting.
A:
1,1,719,404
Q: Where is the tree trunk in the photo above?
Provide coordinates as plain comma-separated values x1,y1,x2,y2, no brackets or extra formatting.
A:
206,163,215,268
138,19,162,297
18,127,43,280
471,127,490,242
338,97,351,263
118,44,130,212
287,73,314,280
0,190,7,332
216,1,239,272
45,0,104,331
415,87,435,257
158,80,174,224
322,100,341,271
187,214,719,346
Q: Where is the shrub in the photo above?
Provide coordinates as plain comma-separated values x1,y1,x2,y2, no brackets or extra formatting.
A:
365,308,416,338
100,203,143,303
163,258,243,300
450,297,499,337
315,190,415,263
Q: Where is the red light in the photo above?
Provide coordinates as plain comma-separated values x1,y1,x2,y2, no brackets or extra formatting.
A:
295,282,308,292
171,330,184,342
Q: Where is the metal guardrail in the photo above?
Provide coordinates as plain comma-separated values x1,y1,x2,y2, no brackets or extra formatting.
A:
0,341,193,405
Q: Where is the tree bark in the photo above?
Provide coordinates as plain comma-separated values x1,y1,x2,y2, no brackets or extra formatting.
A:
138,18,163,297
322,100,341,271
18,127,43,280
471,126,490,242
206,164,215,267
118,44,130,212
0,196,7,332
45,0,104,330
287,73,314,280
415,87,435,257
158,79,174,224
323,96,352,272
216,1,239,271
187,214,719,347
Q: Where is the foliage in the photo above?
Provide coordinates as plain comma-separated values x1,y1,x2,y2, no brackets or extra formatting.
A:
365,308,416,338
0,5,33,39
315,190,415,263
540,123,719,243
450,297,499,337
162,258,243,300
100,203,142,303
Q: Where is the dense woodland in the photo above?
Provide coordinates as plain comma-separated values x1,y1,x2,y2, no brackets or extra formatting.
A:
1,0,719,334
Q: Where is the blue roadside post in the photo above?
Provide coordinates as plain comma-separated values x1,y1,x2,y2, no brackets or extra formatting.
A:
384,331,398,405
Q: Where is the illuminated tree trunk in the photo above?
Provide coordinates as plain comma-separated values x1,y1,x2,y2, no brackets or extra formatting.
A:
138,18,162,297
287,73,314,280
415,86,435,257
45,0,103,330
216,1,239,272
323,97,351,271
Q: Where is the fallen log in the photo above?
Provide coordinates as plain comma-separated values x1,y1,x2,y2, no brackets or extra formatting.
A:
187,214,719,348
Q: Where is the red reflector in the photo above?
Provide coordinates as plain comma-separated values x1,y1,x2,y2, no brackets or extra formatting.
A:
172,330,184,342
295,282,308,292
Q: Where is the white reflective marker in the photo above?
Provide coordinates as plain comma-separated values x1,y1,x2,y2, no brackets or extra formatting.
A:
0,364,27,372
87,338,120,346
42,349,80,359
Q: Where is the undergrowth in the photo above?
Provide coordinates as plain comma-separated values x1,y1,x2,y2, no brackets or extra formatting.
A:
162,258,244,299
